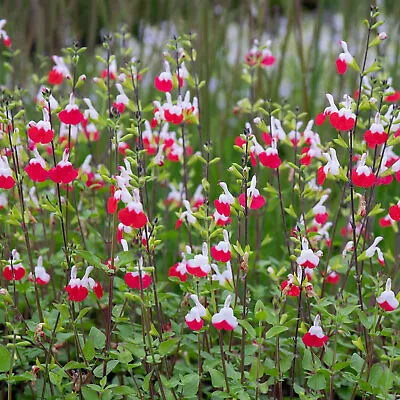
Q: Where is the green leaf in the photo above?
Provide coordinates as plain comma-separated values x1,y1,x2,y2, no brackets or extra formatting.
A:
332,361,350,371
284,205,297,219
64,361,87,370
333,135,348,149
265,326,288,340
302,348,313,371
0,345,11,372
182,373,200,397
308,372,326,391
83,340,95,361
142,370,153,391
93,360,119,378
238,320,256,339
75,307,92,323
209,368,226,389
159,338,180,357
350,353,364,373
75,250,104,269
89,327,106,349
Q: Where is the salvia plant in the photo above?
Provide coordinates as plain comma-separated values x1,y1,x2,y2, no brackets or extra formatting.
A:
0,4,399,400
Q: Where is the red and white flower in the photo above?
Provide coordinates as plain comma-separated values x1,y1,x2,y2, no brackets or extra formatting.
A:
48,55,70,85
214,181,235,217
185,294,207,331
49,148,78,184
211,230,231,262
336,40,353,74
192,185,205,210
66,266,102,302
302,315,328,347
28,256,50,285
25,147,49,182
281,269,301,297
187,242,211,278
0,193,7,209
169,247,190,282
296,237,322,269
101,59,117,81
175,200,197,229
27,108,54,144
211,261,233,286
389,200,400,221
379,213,395,228
253,136,282,169
365,236,385,266
118,187,148,229
377,278,399,312
58,93,84,125
364,113,387,148
212,294,238,331
2,249,25,281
238,175,265,210
35,85,59,111
351,153,376,188
154,61,173,92
0,155,15,189
392,159,400,183
312,195,329,225
0,19,11,48
325,266,339,285
124,256,152,290
113,84,129,113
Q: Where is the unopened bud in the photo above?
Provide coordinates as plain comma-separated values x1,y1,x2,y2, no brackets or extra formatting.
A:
253,117,261,125
379,32,387,41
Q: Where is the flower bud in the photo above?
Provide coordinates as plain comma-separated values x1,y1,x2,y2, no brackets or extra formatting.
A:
379,32,387,41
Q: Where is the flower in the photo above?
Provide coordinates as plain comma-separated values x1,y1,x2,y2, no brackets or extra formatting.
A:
336,40,353,75
364,113,387,148
238,175,265,210
49,148,78,184
28,256,50,285
312,195,329,225
351,153,376,188
25,148,49,182
48,55,70,85
212,294,238,331
0,156,15,189
113,84,129,113
377,278,399,312
124,256,152,290
175,200,197,229
185,294,207,331
211,261,233,286
187,242,211,278
281,269,301,297
27,108,54,144
154,61,173,92
0,19,11,48
66,266,102,301
169,247,190,282
211,230,231,262
117,188,148,229
296,237,321,269
253,136,282,169
302,315,328,347
389,200,400,221
214,181,235,217
58,93,84,125
365,236,385,266
325,266,339,284
2,249,25,281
